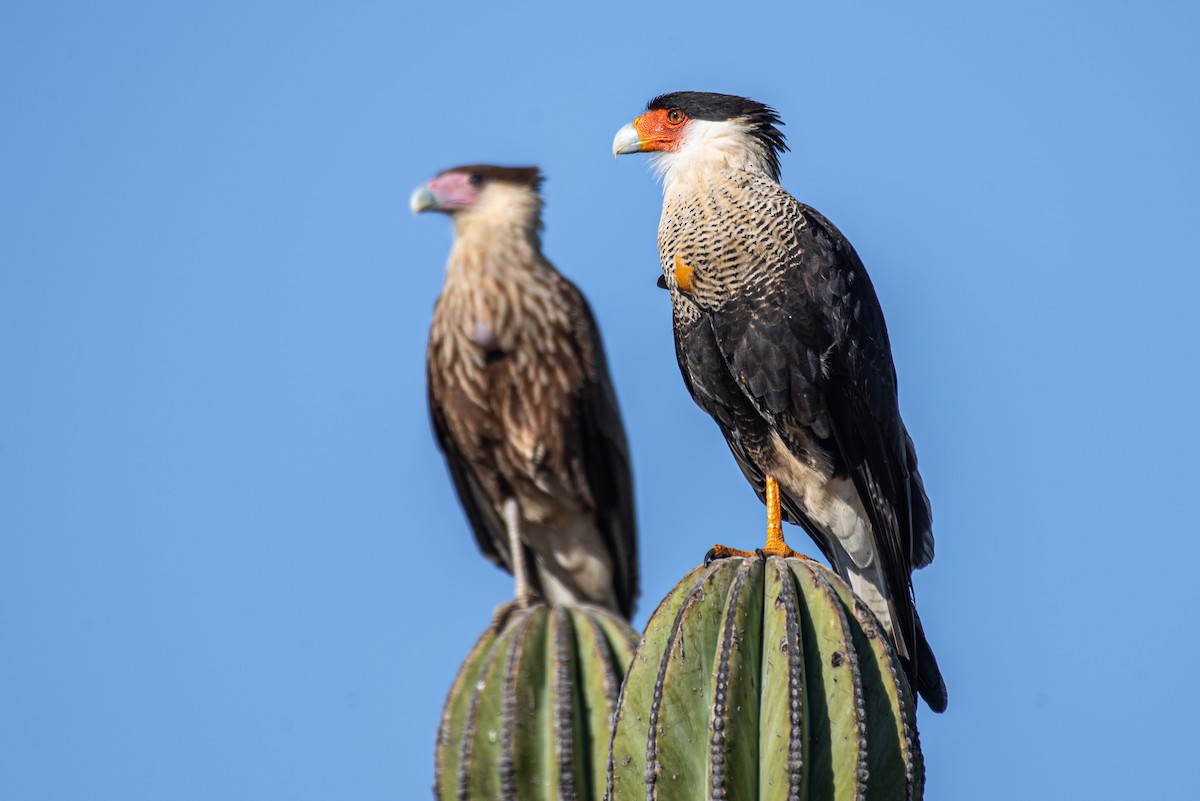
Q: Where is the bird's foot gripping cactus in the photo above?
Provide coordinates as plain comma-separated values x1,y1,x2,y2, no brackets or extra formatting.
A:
607,555,924,801
436,603,638,801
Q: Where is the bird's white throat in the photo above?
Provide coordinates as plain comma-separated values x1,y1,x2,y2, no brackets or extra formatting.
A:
651,117,776,193
450,182,544,249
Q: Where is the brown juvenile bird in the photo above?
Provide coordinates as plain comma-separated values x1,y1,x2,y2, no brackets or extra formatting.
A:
613,92,945,710
412,165,638,620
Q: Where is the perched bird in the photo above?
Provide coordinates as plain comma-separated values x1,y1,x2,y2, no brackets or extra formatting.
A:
612,92,946,710
412,165,638,620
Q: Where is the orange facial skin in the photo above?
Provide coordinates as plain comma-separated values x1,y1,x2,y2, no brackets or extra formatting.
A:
632,108,689,152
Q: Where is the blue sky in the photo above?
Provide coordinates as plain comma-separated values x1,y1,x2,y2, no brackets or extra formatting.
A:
3,1,1198,798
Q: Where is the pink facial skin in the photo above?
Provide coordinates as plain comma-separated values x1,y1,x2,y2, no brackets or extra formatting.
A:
426,171,481,212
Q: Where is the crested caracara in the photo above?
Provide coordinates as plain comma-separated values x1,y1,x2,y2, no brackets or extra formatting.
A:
613,93,945,710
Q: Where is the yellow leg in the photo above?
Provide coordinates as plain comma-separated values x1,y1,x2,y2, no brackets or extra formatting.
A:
760,477,798,557
705,476,811,563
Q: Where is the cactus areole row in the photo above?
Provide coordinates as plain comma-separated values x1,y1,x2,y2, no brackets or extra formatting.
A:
435,603,638,801
607,556,924,801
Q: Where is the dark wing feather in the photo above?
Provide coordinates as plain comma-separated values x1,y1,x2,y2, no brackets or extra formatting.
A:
699,201,924,650
426,360,507,569
672,310,840,555
426,345,549,601
803,207,921,597
802,207,945,710
560,279,640,618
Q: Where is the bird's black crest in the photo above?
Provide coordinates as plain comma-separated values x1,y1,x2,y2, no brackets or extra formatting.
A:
648,92,788,180
438,164,544,191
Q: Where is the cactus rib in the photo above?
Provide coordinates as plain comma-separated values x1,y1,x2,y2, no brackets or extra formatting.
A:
608,556,925,801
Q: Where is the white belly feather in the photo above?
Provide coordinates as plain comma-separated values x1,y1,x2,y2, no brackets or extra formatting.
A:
767,433,905,654
767,433,874,569
522,512,617,610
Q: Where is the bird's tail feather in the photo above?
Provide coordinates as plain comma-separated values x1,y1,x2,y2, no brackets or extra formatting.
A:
845,560,947,712
912,612,947,713
845,562,904,655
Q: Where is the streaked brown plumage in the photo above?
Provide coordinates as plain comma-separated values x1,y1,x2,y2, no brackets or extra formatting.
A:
614,92,945,710
412,165,638,619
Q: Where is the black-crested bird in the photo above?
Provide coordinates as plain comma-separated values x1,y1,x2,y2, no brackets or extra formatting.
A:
412,165,638,620
612,92,946,710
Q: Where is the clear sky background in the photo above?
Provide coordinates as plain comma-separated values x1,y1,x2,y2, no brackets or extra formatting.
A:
3,2,1198,799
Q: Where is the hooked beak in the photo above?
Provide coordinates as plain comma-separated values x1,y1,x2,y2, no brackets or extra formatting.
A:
612,121,645,157
409,185,437,214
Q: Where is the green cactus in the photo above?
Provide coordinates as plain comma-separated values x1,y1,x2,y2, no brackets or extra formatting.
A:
607,555,924,801
436,604,638,801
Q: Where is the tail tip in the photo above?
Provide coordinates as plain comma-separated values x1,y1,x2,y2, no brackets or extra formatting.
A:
920,679,948,713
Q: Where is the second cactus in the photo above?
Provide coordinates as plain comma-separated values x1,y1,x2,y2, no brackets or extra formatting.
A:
437,603,638,801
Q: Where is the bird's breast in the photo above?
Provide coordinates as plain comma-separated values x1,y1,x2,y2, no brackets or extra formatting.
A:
658,180,782,315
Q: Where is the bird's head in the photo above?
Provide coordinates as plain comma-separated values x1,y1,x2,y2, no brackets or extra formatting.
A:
612,92,787,185
410,165,544,238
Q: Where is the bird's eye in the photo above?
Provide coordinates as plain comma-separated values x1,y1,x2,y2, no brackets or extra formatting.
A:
468,173,484,187
666,109,685,125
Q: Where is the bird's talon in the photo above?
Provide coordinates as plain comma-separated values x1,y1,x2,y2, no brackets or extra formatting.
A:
757,543,812,560
491,593,542,631
704,544,756,565
490,600,519,631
